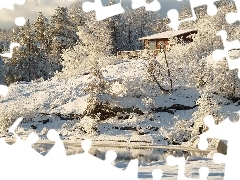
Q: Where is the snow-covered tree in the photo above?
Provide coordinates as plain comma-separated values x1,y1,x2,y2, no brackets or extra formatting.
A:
49,6,78,54
68,1,86,27
83,61,111,118
60,10,120,77
7,19,38,82
33,12,50,51
5,15,63,83
178,5,192,21
18,19,38,56
146,58,172,94
114,7,162,51
0,28,12,53
0,56,7,84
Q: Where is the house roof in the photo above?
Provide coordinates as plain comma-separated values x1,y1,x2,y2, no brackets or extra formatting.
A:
139,29,197,40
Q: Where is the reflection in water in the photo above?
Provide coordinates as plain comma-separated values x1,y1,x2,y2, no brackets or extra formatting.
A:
31,143,209,164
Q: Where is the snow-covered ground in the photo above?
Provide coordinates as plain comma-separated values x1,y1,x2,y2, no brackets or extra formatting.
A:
1,58,237,179
1,59,239,147
0,59,196,144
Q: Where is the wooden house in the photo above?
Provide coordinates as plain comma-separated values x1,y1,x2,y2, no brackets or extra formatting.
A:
139,29,198,51
117,29,197,59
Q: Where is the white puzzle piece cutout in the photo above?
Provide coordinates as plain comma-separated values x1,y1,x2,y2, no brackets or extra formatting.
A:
226,0,240,24
82,0,124,21
131,0,161,12
168,0,219,30
199,114,240,180
212,30,240,77
0,42,20,58
1,1,240,180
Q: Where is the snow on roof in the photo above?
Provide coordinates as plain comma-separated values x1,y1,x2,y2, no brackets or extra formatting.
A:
139,29,197,41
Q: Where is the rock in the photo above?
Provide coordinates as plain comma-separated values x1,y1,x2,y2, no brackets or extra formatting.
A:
30,125,37,129
42,119,49,124
217,140,227,155
41,127,48,135
149,117,155,121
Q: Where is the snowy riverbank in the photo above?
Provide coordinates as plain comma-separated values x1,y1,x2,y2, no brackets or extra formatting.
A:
1,59,239,149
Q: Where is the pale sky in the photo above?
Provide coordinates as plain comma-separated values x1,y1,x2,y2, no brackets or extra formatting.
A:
0,0,191,28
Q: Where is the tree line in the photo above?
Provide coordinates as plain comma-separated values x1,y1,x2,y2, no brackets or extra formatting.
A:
0,0,170,84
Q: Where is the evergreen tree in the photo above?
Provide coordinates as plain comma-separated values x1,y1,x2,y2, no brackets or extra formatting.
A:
18,19,37,56
7,18,58,83
33,12,49,51
178,5,192,21
0,28,12,53
8,19,38,82
105,0,120,54
115,7,161,51
68,1,86,27
49,6,78,54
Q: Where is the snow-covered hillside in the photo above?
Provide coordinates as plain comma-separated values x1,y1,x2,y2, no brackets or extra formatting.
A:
1,59,239,148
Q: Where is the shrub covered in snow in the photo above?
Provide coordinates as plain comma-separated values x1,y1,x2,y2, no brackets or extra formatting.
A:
73,116,98,136
160,119,193,145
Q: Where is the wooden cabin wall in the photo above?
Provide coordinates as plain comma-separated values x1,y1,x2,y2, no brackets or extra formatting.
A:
156,40,161,49
156,39,169,50
144,40,149,49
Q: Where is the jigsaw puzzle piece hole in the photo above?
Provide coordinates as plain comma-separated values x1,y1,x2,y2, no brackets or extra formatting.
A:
198,138,208,150
81,139,92,153
131,0,160,11
8,117,23,134
15,17,26,26
0,85,8,98
226,12,237,24
225,0,240,25
47,129,60,141
203,115,216,128
166,155,185,166
166,155,175,166
213,49,225,61
152,169,163,180
82,0,124,21
207,4,218,16
167,9,180,30
105,150,117,164
0,42,20,58
82,1,94,13
213,153,226,164
26,132,39,145
199,167,209,179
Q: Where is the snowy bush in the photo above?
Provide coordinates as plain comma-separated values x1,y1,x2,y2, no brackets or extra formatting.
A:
73,116,98,136
146,57,174,94
109,81,128,97
141,97,157,111
60,17,121,78
82,62,112,117
160,119,193,145
191,95,218,137
0,102,39,135
190,58,239,138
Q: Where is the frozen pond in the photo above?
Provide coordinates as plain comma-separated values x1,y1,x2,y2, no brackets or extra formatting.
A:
31,142,210,163
5,140,224,179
